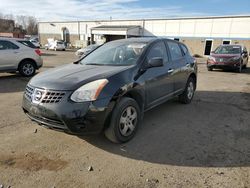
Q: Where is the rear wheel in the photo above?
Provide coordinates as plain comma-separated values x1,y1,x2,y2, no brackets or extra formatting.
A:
105,97,141,143
18,61,36,77
179,77,195,104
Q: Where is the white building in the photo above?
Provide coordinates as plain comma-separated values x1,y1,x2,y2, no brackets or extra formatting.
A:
38,15,250,55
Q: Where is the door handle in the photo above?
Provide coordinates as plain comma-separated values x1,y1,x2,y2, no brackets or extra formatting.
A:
168,69,174,73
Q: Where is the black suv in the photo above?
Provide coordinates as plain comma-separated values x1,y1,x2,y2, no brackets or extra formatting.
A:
22,38,197,143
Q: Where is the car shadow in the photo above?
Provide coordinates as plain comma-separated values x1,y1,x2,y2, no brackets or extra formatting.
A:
0,74,31,93
211,67,250,74
81,90,250,167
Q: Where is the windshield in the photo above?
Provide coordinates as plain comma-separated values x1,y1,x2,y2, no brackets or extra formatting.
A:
214,45,241,54
80,42,147,66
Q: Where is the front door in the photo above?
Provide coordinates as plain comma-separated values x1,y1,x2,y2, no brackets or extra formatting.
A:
143,41,174,107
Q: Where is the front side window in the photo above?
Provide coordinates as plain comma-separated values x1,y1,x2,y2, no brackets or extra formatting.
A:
0,40,19,50
167,41,183,60
180,44,190,56
147,41,168,62
80,42,147,66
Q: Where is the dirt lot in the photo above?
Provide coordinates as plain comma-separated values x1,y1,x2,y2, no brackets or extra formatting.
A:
0,50,250,188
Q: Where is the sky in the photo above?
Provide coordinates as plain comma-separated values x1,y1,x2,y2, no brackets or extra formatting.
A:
0,0,249,21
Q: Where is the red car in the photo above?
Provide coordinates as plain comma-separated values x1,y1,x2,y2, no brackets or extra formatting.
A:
207,45,249,72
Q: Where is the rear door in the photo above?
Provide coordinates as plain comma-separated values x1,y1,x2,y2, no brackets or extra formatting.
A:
0,40,20,71
143,41,174,107
165,41,188,93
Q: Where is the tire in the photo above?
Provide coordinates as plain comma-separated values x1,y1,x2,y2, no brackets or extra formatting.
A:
104,97,141,143
207,67,213,71
18,61,36,77
237,63,242,73
179,77,195,104
242,64,247,69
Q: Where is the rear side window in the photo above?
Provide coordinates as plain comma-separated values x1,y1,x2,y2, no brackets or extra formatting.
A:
147,41,168,62
167,41,183,60
18,40,36,49
180,44,190,56
0,40,19,50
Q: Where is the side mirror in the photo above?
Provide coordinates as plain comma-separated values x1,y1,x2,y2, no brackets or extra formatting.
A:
147,57,164,68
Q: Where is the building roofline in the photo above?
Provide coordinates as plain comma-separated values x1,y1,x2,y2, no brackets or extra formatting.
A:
38,14,250,24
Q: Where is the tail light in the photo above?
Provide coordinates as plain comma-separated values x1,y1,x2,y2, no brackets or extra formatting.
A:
35,49,41,56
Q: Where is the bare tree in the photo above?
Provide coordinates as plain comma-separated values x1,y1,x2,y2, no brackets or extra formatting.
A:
0,13,38,35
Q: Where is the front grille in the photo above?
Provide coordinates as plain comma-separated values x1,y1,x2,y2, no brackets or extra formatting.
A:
215,58,226,62
25,85,34,101
24,85,66,104
42,91,66,103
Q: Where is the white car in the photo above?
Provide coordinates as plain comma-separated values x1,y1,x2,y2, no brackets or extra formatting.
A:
45,40,66,51
0,37,43,77
75,44,100,57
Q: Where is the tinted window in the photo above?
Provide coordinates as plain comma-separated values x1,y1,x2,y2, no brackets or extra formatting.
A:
167,41,183,60
18,40,36,48
0,40,19,50
147,41,168,62
180,44,190,56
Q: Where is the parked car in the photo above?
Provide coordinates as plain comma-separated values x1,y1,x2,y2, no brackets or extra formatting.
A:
0,37,43,77
75,44,100,58
30,38,41,48
207,45,249,72
45,39,66,51
22,38,197,143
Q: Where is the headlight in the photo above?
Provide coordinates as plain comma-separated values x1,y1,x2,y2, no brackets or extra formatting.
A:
70,79,109,102
208,56,216,61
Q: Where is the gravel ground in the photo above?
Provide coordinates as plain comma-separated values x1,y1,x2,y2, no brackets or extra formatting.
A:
0,50,249,188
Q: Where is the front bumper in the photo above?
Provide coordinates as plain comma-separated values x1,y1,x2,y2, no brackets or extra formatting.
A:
22,92,114,135
207,60,240,69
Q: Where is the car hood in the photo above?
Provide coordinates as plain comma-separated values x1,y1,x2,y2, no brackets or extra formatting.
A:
29,63,132,90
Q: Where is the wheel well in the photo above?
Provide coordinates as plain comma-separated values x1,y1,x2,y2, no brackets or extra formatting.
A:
123,90,144,112
189,73,197,89
18,58,37,70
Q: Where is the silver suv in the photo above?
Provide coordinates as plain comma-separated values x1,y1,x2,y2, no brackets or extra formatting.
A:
0,37,43,77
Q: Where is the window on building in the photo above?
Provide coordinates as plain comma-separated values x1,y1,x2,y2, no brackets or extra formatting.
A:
174,38,180,41
167,41,183,60
0,40,19,50
223,40,231,45
204,40,213,55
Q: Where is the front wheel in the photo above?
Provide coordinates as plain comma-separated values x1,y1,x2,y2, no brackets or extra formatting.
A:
237,63,242,73
179,77,195,104
105,97,141,143
18,61,36,77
